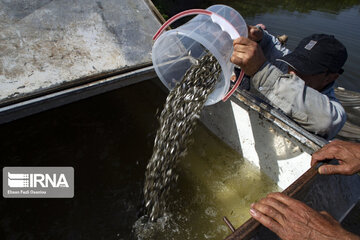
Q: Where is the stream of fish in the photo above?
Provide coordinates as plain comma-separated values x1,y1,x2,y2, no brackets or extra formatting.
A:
135,52,280,239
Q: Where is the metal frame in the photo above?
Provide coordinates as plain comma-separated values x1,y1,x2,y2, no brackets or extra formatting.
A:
0,66,156,124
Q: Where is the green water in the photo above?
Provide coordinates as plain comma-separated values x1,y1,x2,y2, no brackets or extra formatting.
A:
175,126,281,238
135,121,280,240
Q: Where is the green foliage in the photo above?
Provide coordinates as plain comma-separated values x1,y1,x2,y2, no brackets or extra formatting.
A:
152,0,169,19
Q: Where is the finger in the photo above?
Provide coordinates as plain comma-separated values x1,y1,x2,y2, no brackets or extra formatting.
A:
230,54,243,66
267,193,321,225
256,23,266,30
263,195,289,213
233,36,252,46
311,145,337,166
250,207,283,234
233,44,249,53
251,201,286,225
319,211,338,224
318,164,352,175
248,25,257,34
233,37,242,45
231,49,249,65
266,192,304,211
249,26,259,35
247,24,254,29
311,150,334,165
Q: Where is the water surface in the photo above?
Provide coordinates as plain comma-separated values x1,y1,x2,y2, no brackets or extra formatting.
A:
135,120,280,240
0,79,279,240
154,0,360,92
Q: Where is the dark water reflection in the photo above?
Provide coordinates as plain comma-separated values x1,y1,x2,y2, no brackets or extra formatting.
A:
0,79,279,240
0,80,166,239
154,0,360,92
1,1,360,239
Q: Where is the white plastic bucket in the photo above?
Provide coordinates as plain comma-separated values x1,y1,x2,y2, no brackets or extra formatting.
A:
152,5,247,105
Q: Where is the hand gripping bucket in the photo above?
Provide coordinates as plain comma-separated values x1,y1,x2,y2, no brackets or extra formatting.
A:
152,5,248,105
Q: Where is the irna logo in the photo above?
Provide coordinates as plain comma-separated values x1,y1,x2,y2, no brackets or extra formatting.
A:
3,167,74,198
8,172,69,188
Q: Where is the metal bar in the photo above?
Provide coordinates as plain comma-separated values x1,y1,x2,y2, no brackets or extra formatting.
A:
0,62,152,108
233,89,328,150
223,216,236,233
0,66,157,125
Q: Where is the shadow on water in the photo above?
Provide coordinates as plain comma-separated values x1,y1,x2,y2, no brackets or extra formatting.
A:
0,80,166,239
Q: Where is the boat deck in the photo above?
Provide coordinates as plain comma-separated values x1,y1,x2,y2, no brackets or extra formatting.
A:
0,0,161,107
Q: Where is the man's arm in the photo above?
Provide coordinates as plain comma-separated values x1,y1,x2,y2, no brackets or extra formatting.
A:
231,31,347,139
258,29,290,71
251,62,347,139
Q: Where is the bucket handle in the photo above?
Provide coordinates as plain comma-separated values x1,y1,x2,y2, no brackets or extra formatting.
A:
153,9,246,103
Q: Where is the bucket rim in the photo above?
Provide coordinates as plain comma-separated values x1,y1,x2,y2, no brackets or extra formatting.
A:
152,28,233,105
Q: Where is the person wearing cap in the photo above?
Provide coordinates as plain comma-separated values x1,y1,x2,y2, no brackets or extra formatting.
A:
231,25,348,140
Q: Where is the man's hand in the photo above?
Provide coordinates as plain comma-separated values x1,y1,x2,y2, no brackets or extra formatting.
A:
250,192,359,240
231,37,266,76
311,140,360,175
247,24,264,42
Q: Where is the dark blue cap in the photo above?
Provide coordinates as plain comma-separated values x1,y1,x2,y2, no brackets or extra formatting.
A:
278,34,347,75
